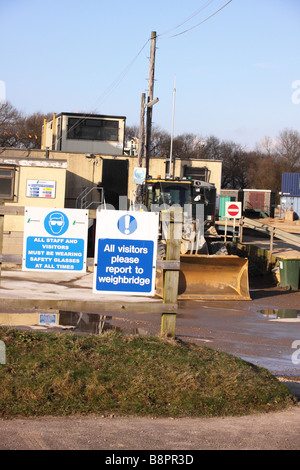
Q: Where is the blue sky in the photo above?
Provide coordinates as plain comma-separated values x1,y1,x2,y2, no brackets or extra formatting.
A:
1,0,299,149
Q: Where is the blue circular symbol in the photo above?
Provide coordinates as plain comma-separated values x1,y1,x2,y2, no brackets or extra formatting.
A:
135,168,144,178
117,214,137,235
44,211,69,236
134,168,145,179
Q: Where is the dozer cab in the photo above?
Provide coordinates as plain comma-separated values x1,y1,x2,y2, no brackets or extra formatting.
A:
142,177,250,301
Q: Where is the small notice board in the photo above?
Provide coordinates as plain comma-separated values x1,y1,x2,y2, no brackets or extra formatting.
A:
93,210,159,296
23,207,88,273
26,180,56,199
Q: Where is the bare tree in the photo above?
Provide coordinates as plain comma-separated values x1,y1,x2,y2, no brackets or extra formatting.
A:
199,135,222,160
18,111,52,149
0,101,21,147
124,125,139,143
247,153,282,195
149,125,170,159
0,102,52,149
256,136,277,158
219,141,250,189
275,128,300,171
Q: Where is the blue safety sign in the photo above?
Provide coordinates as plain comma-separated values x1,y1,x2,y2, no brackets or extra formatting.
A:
93,210,159,296
133,167,146,184
22,207,88,273
44,211,69,235
117,214,137,235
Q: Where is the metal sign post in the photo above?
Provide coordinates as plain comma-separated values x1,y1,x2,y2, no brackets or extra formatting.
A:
225,201,242,241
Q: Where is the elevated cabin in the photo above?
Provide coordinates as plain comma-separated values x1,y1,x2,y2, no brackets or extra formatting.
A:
42,112,126,156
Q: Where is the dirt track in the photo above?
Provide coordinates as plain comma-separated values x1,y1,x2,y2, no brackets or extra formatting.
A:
0,406,299,450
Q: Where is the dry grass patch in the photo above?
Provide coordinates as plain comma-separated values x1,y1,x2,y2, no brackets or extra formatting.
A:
0,327,295,418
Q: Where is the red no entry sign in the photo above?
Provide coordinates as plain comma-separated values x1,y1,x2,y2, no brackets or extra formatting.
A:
225,201,242,218
228,204,239,216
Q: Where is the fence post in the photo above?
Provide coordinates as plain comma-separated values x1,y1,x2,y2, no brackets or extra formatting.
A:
267,226,274,270
239,218,243,243
0,213,3,283
161,207,182,337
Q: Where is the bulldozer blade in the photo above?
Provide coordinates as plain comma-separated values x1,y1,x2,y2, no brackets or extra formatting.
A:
156,255,251,301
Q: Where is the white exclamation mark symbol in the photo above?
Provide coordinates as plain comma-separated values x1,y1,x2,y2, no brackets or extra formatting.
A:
124,214,130,234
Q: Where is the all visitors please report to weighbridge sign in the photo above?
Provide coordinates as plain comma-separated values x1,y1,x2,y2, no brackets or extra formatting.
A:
22,207,88,273
93,210,159,296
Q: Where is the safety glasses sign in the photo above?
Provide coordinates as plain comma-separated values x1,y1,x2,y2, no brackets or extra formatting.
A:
23,207,88,272
93,210,159,296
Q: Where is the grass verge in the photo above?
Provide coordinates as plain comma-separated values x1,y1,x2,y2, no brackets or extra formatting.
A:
0,327,295,418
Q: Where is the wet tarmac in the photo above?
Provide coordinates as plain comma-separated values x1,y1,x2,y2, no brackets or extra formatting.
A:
0,265,299,379
177,275,300,378
259,308,300,319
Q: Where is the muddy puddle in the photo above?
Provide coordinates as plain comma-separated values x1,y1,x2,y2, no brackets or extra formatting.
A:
259,309,300,320
0,311,146,335
0,309,197,335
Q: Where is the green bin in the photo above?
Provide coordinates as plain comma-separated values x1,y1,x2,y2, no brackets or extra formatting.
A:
278,258,300,291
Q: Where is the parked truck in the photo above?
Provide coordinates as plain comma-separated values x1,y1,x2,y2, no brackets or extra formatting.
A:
141,176,250,301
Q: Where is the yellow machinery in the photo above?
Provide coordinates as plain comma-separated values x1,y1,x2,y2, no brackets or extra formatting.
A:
156,255,250,300
143,177,250,301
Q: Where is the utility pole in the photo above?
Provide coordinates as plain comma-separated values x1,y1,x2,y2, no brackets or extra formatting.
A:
144,31,157,177
136,92,146,204
138,93,145,168
166,76,176,179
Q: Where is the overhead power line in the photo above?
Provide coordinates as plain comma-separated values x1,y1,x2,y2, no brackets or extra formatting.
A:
49,0,233,148
90,38,151,112
158,0,233,39
51,37,151,148
158,0,217,37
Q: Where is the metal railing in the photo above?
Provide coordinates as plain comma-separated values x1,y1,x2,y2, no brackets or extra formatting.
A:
243,217,300,248
76,186,104,210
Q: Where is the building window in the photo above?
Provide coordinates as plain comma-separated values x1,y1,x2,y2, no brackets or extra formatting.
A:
67,118,119,142
0,167,15,199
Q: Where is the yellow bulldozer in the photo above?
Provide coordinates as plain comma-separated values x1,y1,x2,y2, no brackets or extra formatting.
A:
142,176,250,301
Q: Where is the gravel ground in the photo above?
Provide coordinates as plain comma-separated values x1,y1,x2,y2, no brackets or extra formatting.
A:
0,406,299,451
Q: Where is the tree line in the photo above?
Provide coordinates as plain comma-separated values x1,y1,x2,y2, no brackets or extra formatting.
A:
1,101,299,196
126,124,300,197
0,102,52,150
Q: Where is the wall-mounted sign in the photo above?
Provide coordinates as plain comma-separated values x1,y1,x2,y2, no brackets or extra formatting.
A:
26,180,56,198
39,313,57,326
23,207,88,272
133,167,146,184
93,210,159,296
